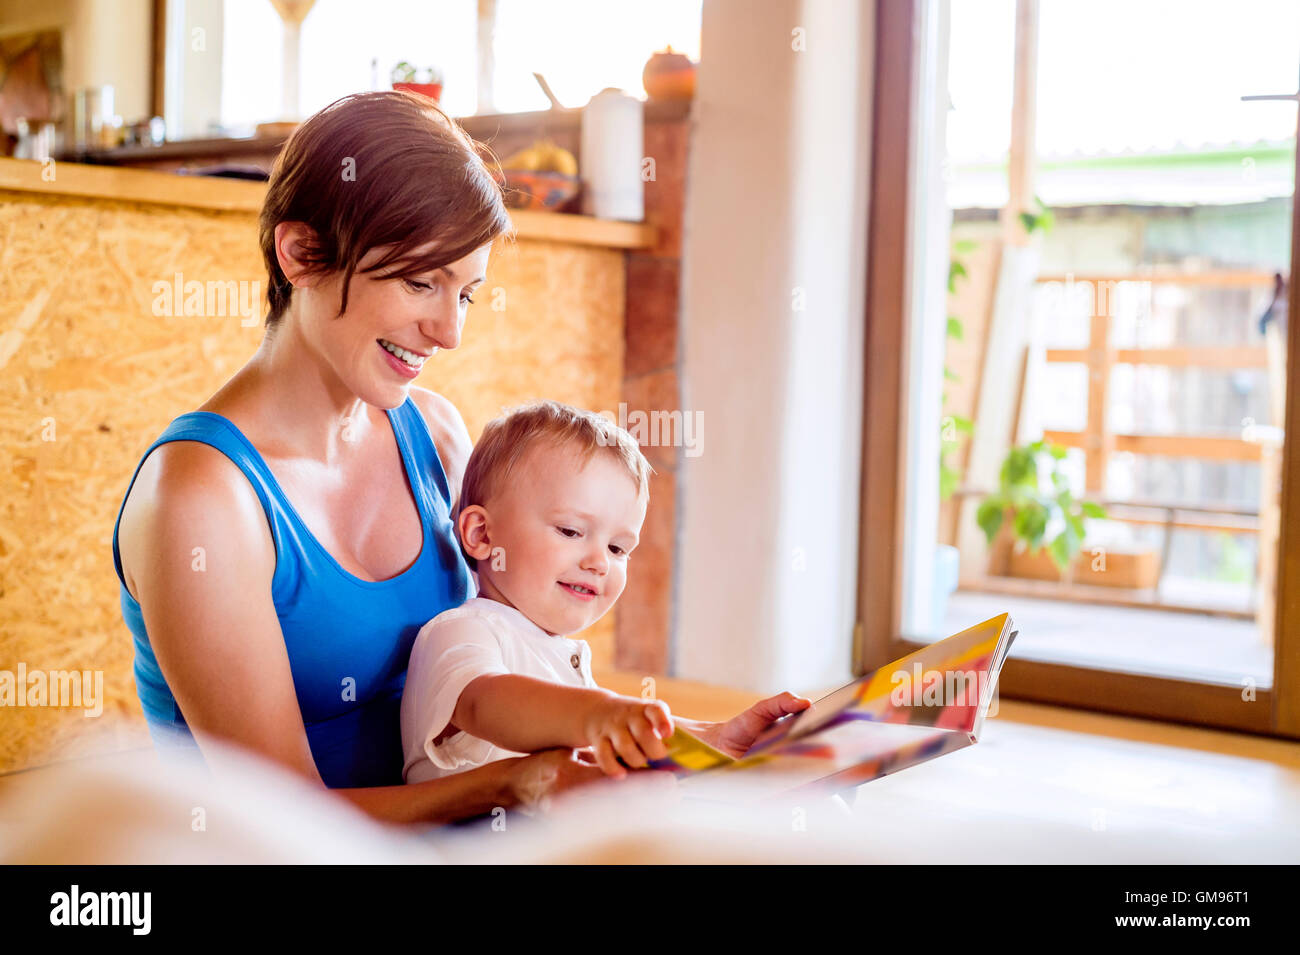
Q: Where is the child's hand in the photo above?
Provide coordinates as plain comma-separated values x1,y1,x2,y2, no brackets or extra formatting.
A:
582,695,674,778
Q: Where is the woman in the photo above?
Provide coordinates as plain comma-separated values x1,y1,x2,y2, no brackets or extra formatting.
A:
112,91,806,825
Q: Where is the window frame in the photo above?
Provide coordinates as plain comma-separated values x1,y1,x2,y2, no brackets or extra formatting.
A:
858,0,1298,739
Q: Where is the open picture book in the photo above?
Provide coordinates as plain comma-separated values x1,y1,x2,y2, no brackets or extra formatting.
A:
651,613,1019,801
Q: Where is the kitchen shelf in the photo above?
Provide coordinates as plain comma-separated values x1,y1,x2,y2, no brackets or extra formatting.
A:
0,158,656,249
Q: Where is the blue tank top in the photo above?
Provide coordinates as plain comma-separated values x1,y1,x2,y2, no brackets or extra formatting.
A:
110,397,474,789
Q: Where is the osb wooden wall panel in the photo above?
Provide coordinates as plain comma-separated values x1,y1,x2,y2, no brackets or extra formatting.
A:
0,189,625,774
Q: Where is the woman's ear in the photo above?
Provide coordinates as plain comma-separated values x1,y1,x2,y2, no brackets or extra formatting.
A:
457,505,495,565
273,221,322,288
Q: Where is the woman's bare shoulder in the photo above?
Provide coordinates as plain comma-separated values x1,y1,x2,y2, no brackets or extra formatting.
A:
407,387,473,497
134,391,267,503
118,438,274,600
132,438,266,503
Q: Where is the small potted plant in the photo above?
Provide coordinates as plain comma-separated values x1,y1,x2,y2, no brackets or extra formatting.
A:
976,440,1107,579
392,62,444,102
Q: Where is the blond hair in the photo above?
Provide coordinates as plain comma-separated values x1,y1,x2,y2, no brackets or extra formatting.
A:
456,400,654,569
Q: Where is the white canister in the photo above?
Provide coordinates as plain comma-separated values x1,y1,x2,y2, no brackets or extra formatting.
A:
580,88,644,222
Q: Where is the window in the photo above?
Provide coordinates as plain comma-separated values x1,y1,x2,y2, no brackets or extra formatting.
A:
164,0,702,137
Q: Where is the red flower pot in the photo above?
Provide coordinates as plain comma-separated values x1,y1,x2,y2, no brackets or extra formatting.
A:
392,82,443,102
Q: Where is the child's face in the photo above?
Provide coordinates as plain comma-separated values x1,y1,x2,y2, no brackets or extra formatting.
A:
463,441,646,637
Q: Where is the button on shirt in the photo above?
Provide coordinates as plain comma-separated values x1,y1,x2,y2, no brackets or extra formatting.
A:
399,597,599,783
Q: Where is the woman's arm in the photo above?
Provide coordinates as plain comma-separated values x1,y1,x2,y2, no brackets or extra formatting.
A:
332,748,601,824
122,441,323,781
119,441,602,824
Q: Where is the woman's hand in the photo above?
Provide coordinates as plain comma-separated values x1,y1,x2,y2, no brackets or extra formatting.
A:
690,691,813,759
504,747,610,811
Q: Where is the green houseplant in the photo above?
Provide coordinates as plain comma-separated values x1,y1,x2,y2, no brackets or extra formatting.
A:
976,440,1106,572
970,198,1093,573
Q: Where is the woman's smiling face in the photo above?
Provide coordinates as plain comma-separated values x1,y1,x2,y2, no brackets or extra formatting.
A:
279,225,491,408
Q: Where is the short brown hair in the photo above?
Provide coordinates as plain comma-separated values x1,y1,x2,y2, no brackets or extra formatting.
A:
457,400,655,569
258,90,513,329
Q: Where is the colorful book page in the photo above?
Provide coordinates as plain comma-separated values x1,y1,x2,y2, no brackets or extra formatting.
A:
745,613,1008,756
649,613,1015,797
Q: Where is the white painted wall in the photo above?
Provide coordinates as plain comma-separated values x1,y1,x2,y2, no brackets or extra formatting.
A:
164,0,223,138
675,0,875,694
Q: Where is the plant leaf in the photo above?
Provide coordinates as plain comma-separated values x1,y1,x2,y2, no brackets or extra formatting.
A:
947,260,968,293
1048,532,1072,570
1003,446,1037,489
1014,502,1048,549
976,499,1005,543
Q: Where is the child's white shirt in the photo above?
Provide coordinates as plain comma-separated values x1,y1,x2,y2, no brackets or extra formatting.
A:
400,596,599,784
